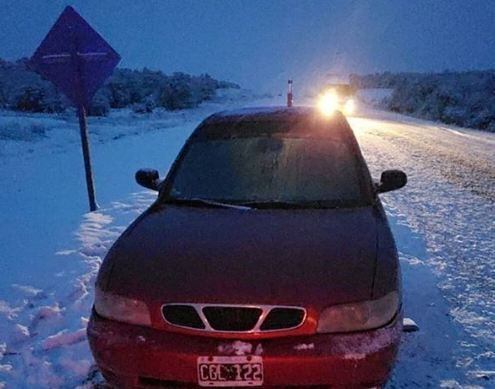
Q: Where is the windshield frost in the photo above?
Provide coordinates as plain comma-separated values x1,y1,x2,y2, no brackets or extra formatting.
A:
167,137,367,207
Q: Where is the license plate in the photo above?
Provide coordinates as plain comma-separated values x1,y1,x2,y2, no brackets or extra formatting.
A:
197,356,263,387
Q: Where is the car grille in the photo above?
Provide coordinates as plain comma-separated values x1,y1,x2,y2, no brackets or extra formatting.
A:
260,307,306,330
161,304,306,332
203,306,262,331
162,304,205,329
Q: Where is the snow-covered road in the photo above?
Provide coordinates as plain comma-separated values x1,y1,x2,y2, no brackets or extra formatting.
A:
350,111,495,387
0,103,493,388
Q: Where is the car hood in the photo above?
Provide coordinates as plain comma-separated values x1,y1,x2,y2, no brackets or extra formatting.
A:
102,205,379,309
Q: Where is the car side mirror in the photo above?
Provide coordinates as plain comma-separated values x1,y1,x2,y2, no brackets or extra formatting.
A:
135,168,161,191
377,169,407,193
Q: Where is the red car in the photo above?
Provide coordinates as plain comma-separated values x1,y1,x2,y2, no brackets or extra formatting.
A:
88,107,407,388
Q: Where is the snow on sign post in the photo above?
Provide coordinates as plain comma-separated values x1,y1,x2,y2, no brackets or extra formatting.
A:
30,6,120,211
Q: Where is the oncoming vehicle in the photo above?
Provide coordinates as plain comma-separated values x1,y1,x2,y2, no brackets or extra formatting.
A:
88,106,407,388
318,84,356,116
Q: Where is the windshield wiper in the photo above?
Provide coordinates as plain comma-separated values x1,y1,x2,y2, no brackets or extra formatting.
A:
239,200,314,209
165,197,251,210
239,200,347,209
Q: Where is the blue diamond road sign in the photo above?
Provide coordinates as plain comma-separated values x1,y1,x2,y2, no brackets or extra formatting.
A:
29,6,121,212
30,6,120,108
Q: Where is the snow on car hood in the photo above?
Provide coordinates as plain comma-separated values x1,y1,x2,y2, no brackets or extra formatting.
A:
100,205,380,309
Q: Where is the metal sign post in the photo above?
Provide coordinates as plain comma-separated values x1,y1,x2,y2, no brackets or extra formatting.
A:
30,6,120,212
77,105,98,211
70,32,98,211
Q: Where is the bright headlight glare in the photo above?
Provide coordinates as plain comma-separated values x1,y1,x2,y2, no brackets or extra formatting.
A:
94,287,151,327
317,291,399,333
344,99,355,114
318,91,339,116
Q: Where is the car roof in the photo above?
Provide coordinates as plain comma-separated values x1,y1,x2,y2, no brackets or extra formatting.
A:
206,105,342,122
190,106,354,141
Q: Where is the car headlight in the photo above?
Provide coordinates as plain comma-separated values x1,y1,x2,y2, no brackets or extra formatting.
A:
94,287,151,326
317,291,399,333
344,99,355,114
318,91,339,116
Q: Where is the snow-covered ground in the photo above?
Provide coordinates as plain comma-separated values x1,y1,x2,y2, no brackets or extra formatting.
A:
0,96,494,388
349,109,495,388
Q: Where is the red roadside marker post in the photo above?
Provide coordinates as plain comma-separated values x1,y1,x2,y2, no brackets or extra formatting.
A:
287,79,293,108
30,6,120,211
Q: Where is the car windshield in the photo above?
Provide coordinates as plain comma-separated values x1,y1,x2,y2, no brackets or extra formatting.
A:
164,136,370,208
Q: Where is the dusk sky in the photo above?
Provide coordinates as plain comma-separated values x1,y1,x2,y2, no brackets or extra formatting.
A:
1,0,495,92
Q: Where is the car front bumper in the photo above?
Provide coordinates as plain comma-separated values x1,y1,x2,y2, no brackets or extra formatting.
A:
88,310,401,388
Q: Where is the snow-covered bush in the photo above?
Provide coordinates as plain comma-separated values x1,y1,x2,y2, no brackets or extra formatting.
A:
87,90,110,117
14,86,45,112
132,96,155,114
100,69,238,112
351,70,495,132
0,58,65,113
158,73,195,110
0,57,239,116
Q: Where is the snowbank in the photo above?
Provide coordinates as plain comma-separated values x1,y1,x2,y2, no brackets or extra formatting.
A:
352,70,495,132
0,190,155,388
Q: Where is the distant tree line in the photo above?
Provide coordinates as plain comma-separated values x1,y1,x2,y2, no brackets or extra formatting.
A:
0,58,239,116
351,70,495,132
